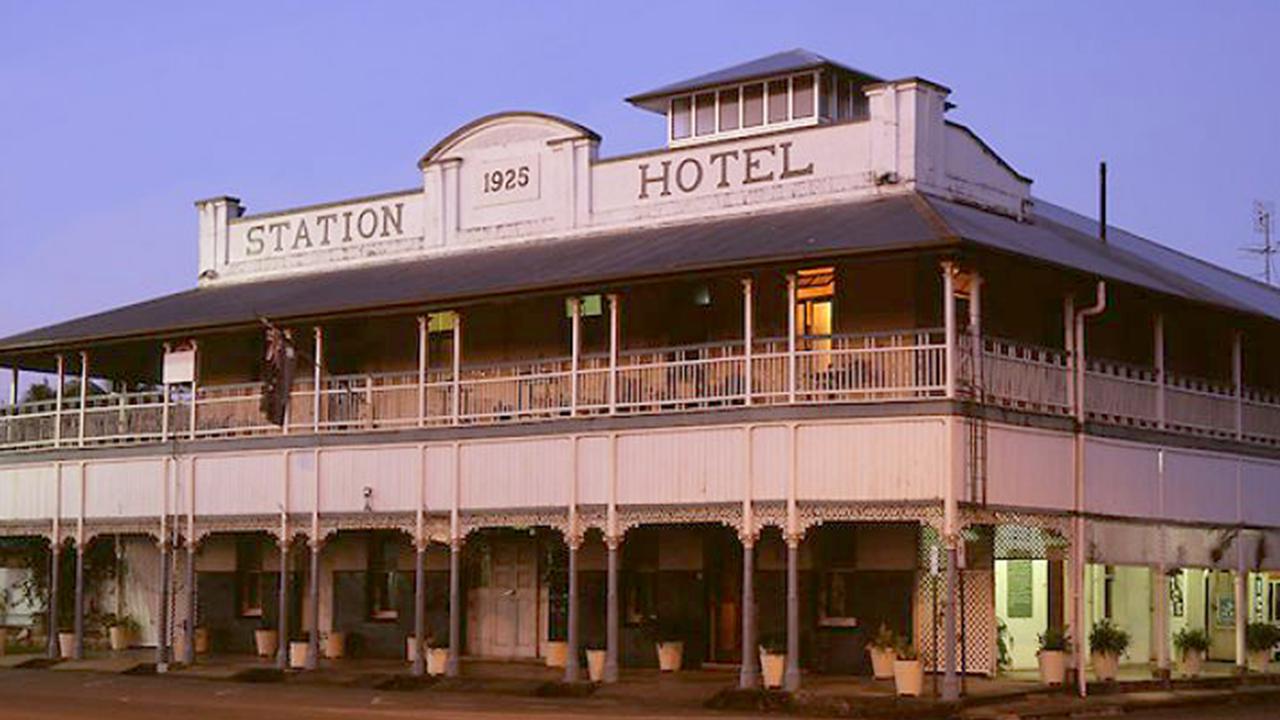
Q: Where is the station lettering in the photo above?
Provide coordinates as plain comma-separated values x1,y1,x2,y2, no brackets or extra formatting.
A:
637,141,814,200
243,202,405,257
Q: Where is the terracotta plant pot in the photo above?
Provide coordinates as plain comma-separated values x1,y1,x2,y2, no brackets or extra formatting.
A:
254,629,278,658
288,641,309,669
759,650,786,689
656,641,684,672
893,659,924,697
1038,650,1067,685
1249,650,1271,674
426,647,449,676
323,631,345,659
58,631,76,659
586,649,606,682
1179,650,1203,678
108,626,130,651
869,646,896,680
1092,651,1119,681
194,627,210,655
544,640,568,668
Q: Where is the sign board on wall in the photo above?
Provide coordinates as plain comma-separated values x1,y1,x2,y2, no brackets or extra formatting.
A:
163,349,196,385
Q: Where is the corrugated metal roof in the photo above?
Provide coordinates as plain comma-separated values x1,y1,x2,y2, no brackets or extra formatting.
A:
5,191,1279,359
0,195,946,354
924,195,1280,319
626,49,882,111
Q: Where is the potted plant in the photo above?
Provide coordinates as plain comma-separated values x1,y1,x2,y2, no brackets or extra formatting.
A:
0,590,9,656
1246,622,1280,673
585,643,607,683
544,629,568,669
1036,626,1071,685
405,634,420,663
425,636,449,676
253,619,279,658
1088,619,1130,682
194,625,210,655
106,614,139,651
758,632,786,689
288,633,310,669
652,617,685,672
867,624,898,680
892,641,924,697
1172,627,1209,678
323,630,346,659
57,627,76,659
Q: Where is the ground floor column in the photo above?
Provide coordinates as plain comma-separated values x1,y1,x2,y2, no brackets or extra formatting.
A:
604,536,619,683
72,540,84,660
447,541,461,677
156,538,170,669
738,536,757,689
184,541,196,665
942,540,959,701
46,538,60,659
276,540,288,670
1153,562,1168,680
783,536,800,691
1235,559,1247,674
412,542,425,677
307,539,320,670
564,538,580,684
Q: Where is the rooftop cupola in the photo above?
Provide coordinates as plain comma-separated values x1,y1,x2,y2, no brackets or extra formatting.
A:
626,49,882,147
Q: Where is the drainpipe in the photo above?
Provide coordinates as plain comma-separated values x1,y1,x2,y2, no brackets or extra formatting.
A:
1072,280,1107,699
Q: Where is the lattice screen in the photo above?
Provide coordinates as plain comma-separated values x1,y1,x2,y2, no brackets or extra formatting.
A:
916,525,996,677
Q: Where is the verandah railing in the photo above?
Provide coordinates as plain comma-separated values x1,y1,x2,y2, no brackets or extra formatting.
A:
0,329,947,450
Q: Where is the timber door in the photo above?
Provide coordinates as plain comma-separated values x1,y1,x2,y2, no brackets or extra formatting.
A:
468,536,538,658
1207,571,1237,661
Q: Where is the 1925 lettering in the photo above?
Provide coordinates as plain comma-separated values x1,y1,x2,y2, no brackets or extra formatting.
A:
483,165,531,194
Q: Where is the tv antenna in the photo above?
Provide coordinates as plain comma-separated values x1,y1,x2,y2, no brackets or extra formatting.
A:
1244,200,1275,285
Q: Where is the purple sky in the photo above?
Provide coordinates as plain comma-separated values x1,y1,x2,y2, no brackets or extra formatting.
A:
1,1,1278,339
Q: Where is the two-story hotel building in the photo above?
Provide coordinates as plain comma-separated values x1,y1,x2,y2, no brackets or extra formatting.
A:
1,50,1277,696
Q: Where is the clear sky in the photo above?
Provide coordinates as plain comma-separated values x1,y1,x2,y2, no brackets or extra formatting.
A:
1,1,1277,338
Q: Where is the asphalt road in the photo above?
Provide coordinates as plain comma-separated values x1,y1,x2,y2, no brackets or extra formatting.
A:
0,669,1276,719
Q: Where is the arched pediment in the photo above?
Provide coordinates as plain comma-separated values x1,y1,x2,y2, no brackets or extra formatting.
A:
418,111,599,169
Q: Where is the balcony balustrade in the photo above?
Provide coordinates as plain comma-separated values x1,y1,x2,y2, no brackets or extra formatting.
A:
3,328,1278,453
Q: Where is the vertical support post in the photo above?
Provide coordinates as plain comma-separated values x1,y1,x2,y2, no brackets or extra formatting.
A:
8,366,16,406
604,536,619,683
564,538,581,683
188,341,198,441
47,530,60,659
412,542,426,676
942,541,959,700
54,354,65,448
447,540,461,677
786,274,797,403
1153,560,1169,680
570,297,581,415
742,278,754,404
313,327,323,434
307,539,320,670
738,536,758,689
942,263,957,399
1154,314,1165,430
784,536,800,691
72,539,84,660
1235,539,1247,673
77,352,88,447
451,313,462,425
184,540,197,665
1232,331,1243,441
157,536,170,669
276,537,288,670
417,315,428,427
607,294,619,414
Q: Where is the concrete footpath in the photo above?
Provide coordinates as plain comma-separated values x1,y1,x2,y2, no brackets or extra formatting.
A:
5,650,1279,719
